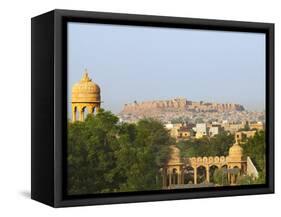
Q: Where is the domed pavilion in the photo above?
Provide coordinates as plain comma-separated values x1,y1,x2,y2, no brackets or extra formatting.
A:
71,69,101,122
162,141,253,188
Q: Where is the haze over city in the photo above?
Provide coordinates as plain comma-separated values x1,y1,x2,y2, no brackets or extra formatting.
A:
67,22,265,116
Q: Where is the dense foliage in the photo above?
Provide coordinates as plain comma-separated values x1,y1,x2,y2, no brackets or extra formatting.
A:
241,130,266,184
176,132,235,158
67,109,173,195
213,168,229,186
68,109,266,193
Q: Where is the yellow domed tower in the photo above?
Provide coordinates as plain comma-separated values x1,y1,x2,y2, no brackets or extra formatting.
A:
228,142,244,162
227,141,247,184
71,69,101,122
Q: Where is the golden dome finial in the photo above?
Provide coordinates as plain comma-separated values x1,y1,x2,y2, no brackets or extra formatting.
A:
81,69,91,82
81,69,92,82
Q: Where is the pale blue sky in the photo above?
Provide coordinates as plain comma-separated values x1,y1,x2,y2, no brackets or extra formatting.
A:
67,22,265,115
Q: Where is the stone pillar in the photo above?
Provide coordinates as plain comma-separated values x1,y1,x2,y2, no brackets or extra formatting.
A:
79,109,84,121
162,172,166,188
194,167,197,184
227,167,231,184
206,166,210,183
178,172,181,185
169,173,172,188
172,173,175,186
96,106,100,113
88,106,94,115
72,106,76,122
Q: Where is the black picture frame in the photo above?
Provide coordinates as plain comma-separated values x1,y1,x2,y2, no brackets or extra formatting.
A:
31,9,274,207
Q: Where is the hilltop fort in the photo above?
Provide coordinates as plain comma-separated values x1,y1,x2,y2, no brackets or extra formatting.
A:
121,98,245,115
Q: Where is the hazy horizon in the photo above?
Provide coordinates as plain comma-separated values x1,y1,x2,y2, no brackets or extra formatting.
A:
67,22,266,116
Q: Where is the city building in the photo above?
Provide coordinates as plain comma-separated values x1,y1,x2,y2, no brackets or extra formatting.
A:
165,123,194,141
194,123,208,138
222,122,245,134
177,126,193,140
249,122,264,131
209,126,220,137
235,130,257,144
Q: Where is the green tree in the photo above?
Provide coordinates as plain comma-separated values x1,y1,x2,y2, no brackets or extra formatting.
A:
242,130,266,184
68,109,121,194
177,132,234,158
67,110,173,194
237,175,255,185
117,118,173,191
213,168,229,186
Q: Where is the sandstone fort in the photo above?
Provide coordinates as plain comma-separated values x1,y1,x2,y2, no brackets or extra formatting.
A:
121,98,245,114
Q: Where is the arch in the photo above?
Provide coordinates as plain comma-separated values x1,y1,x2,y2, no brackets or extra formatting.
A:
197,166,207,184
197,157,203,163
221,164,228,170
83,106,90,120
214,156,220,163
208,157,214,164
203,157,208,164
190,157,197,163
209,165,219,183
220,156,226,162
183,166,194,184
88,105,95,115
80,106,89,121
232,166,240,184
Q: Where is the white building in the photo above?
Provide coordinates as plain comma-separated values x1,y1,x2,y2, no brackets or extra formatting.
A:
194,123,208,138
209,126,220,137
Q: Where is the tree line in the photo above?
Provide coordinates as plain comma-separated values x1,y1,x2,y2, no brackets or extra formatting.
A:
176,131,235,158
67,109,174,195
68,109,266,194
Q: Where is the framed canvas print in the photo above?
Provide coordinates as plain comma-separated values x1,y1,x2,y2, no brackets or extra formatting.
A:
31,9,274,207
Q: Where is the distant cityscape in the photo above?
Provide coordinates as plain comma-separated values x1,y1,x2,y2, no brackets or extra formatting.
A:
118,97,264,142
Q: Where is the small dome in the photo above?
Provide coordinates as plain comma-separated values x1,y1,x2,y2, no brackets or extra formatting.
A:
72,70,101,103
229,143,243,157
168,146,181,164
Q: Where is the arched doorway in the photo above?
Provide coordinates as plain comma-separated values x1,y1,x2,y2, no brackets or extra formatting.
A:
221,164,228,185
166,170,170,187
83,106,90,120
209,165,219,183
232,166,240,184
172,168,178,185
183,166,194,184
197,166,207,184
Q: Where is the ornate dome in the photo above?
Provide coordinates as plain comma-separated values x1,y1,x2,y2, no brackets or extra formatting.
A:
72,70,101,103
229,142,243,158
168,145,181,164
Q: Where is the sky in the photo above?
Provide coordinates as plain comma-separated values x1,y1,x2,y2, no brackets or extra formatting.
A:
67,22,265,115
